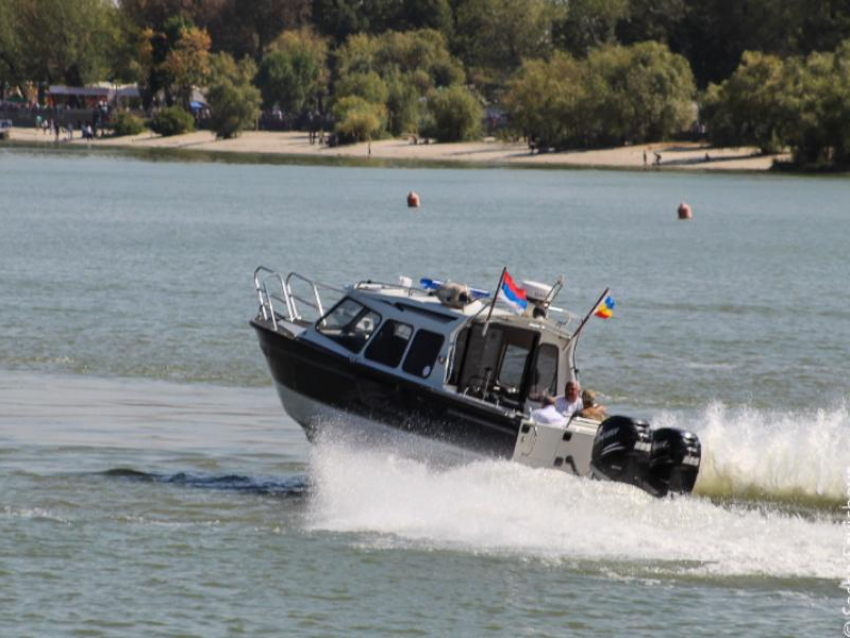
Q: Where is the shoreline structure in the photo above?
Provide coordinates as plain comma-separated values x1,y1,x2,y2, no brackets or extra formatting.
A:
9,127,786,171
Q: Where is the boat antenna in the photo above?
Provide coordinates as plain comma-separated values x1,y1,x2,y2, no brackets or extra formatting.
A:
481,267,507,337
566,287,610,348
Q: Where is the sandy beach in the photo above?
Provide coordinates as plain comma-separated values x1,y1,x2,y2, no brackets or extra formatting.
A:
9,127,788,170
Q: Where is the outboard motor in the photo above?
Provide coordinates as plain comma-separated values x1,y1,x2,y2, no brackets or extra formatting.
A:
590,416,653,488
645,428,701,496
591,417,702,497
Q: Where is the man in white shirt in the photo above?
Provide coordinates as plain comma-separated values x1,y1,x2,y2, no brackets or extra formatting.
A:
554,381,583,418
531,380,583,427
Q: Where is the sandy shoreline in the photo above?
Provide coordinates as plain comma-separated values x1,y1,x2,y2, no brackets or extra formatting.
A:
8,127,788,171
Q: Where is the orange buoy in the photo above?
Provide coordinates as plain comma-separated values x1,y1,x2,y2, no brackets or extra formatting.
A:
677,201,693,220
407,191,420,208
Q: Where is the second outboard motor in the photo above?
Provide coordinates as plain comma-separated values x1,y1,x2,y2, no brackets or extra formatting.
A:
645,428,701,497
590,416,653,487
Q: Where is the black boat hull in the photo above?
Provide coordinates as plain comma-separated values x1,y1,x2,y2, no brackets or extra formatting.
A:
251,319,521,458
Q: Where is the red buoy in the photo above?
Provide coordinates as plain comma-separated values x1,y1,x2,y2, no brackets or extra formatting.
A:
407,191,421,208
677,201,693,220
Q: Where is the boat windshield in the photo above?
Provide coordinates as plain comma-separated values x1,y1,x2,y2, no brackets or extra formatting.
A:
316,298,382,352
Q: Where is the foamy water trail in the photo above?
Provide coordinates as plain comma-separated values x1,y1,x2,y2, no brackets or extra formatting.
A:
306,444,842,580
652,402,850,505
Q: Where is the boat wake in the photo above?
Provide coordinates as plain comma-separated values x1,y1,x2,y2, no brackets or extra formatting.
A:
652,401,850,508
304,408,846,580
100,468,309,498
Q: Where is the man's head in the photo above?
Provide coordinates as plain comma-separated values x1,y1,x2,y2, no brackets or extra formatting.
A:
565,381,580,402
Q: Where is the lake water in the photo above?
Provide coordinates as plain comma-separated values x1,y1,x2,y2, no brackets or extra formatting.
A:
1,147,848,636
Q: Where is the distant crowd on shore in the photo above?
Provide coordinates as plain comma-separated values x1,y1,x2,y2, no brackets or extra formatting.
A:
23,103,112,143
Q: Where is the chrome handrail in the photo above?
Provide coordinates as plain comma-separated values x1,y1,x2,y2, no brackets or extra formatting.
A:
254,267,343,331
254,266,290,330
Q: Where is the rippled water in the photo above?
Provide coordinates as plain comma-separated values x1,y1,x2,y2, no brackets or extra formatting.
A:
1,148,847,636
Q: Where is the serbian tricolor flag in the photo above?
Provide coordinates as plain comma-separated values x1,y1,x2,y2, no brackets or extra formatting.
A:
595,295,615,319
500,270,528,314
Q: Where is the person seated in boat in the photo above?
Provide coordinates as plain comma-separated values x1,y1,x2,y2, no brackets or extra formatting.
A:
530,381,583,426
578,389,607,422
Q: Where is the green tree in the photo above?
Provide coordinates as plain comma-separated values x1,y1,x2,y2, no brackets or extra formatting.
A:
554,0,630,56
135,15,196,108
332,94,384,142
425,85,483,142
783,42,850,166
453,0,564,91
699,41,850,167
332,29,465,137
207,0,311,61
256,50,319,112
615,0,685,46
675,0,817,88
701,51,790,153
583,41,695,145
120,0,312,62
334,71,389,105
335,30,463,91
504,53,586,148
505,42,694,148
256,29,328,112
0,0,24,93
385,72,422,136
312,0,452,43
207,53,262,139
162,25,212,110
12,0,119,89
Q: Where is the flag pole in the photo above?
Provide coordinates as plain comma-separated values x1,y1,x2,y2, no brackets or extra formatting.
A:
482,267,506,337
568,287,609,345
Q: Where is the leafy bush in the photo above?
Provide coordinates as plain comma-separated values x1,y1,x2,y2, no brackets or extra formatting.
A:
332,95,384,143
426,85,483,142
701,51,790,154
386,73,422,136
256,48,322,112
504,43,695,149
149,106,195,136
583,42,696,145
110,111,146,137
700,41,850,167
207,53,261,139
334,71,389,106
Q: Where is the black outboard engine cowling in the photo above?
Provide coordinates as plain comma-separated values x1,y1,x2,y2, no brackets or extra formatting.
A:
645,428,701,496
591,417,702,497
590,416,653,487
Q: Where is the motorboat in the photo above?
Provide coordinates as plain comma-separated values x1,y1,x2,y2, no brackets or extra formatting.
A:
250,268,701,497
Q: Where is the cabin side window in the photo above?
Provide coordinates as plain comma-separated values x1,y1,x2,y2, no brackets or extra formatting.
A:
366,320,413,367
316,298,381,352
498,343,531,389
447,327,470,386
530,344,559,398
403,330,444,378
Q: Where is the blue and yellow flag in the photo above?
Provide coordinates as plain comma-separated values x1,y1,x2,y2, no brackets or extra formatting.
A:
594,295,615,319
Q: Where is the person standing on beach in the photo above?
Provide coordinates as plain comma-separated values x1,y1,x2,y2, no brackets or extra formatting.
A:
643,150,647,166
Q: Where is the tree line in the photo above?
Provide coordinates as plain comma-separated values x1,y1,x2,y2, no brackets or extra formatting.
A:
1,0,849,165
